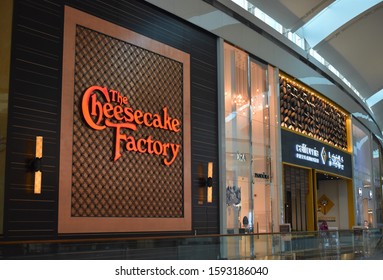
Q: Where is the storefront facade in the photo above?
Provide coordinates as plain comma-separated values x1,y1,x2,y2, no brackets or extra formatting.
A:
279,74,354,231
1,0,219,240
221,43,282,236
352,119,383,228
1,0,383,242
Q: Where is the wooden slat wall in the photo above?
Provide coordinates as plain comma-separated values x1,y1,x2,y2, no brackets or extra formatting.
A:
4,0,63,239
4,0,219,239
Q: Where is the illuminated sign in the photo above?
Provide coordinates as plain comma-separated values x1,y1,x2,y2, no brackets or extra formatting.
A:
282,129,352,178
294,143,345,171
327,150,344,170
82,85,181,166
295,143,320,163
59,7,192,234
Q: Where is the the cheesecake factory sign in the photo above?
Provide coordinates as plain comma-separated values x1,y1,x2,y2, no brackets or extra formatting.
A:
82,85,181,165
59,6,191,234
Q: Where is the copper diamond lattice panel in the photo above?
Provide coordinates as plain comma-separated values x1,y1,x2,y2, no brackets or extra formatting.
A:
71,25,184,218
279,75,348,150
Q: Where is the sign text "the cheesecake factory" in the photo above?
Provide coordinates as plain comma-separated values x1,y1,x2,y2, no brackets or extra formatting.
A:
81,86,181,166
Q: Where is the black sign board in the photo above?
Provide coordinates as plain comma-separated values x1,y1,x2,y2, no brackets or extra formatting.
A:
281,129,352,178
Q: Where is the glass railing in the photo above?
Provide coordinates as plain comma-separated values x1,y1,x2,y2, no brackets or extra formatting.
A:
0,229,382,260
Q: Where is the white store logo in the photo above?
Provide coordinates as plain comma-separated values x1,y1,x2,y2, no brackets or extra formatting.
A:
295,143,344,171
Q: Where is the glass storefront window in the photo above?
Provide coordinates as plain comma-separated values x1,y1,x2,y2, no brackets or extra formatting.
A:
223,43,272,242
224,44,251,235
0,0,12,234
250,60,271,234
372,139,383,227
352,121,373,227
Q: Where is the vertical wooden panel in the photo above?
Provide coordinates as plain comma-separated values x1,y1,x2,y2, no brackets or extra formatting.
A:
4,0,63,239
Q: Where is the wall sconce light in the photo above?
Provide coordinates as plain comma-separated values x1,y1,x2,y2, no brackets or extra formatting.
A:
207,162,213,203
31,136,43,194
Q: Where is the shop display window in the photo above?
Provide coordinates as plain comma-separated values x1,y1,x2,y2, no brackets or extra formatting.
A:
372,139,383,226
223,43,272,239
352,121,373,227
351,121,383,229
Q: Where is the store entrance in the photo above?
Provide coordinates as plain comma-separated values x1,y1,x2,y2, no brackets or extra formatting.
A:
283,165,354,231
315,172,353,230
283,165,315,231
